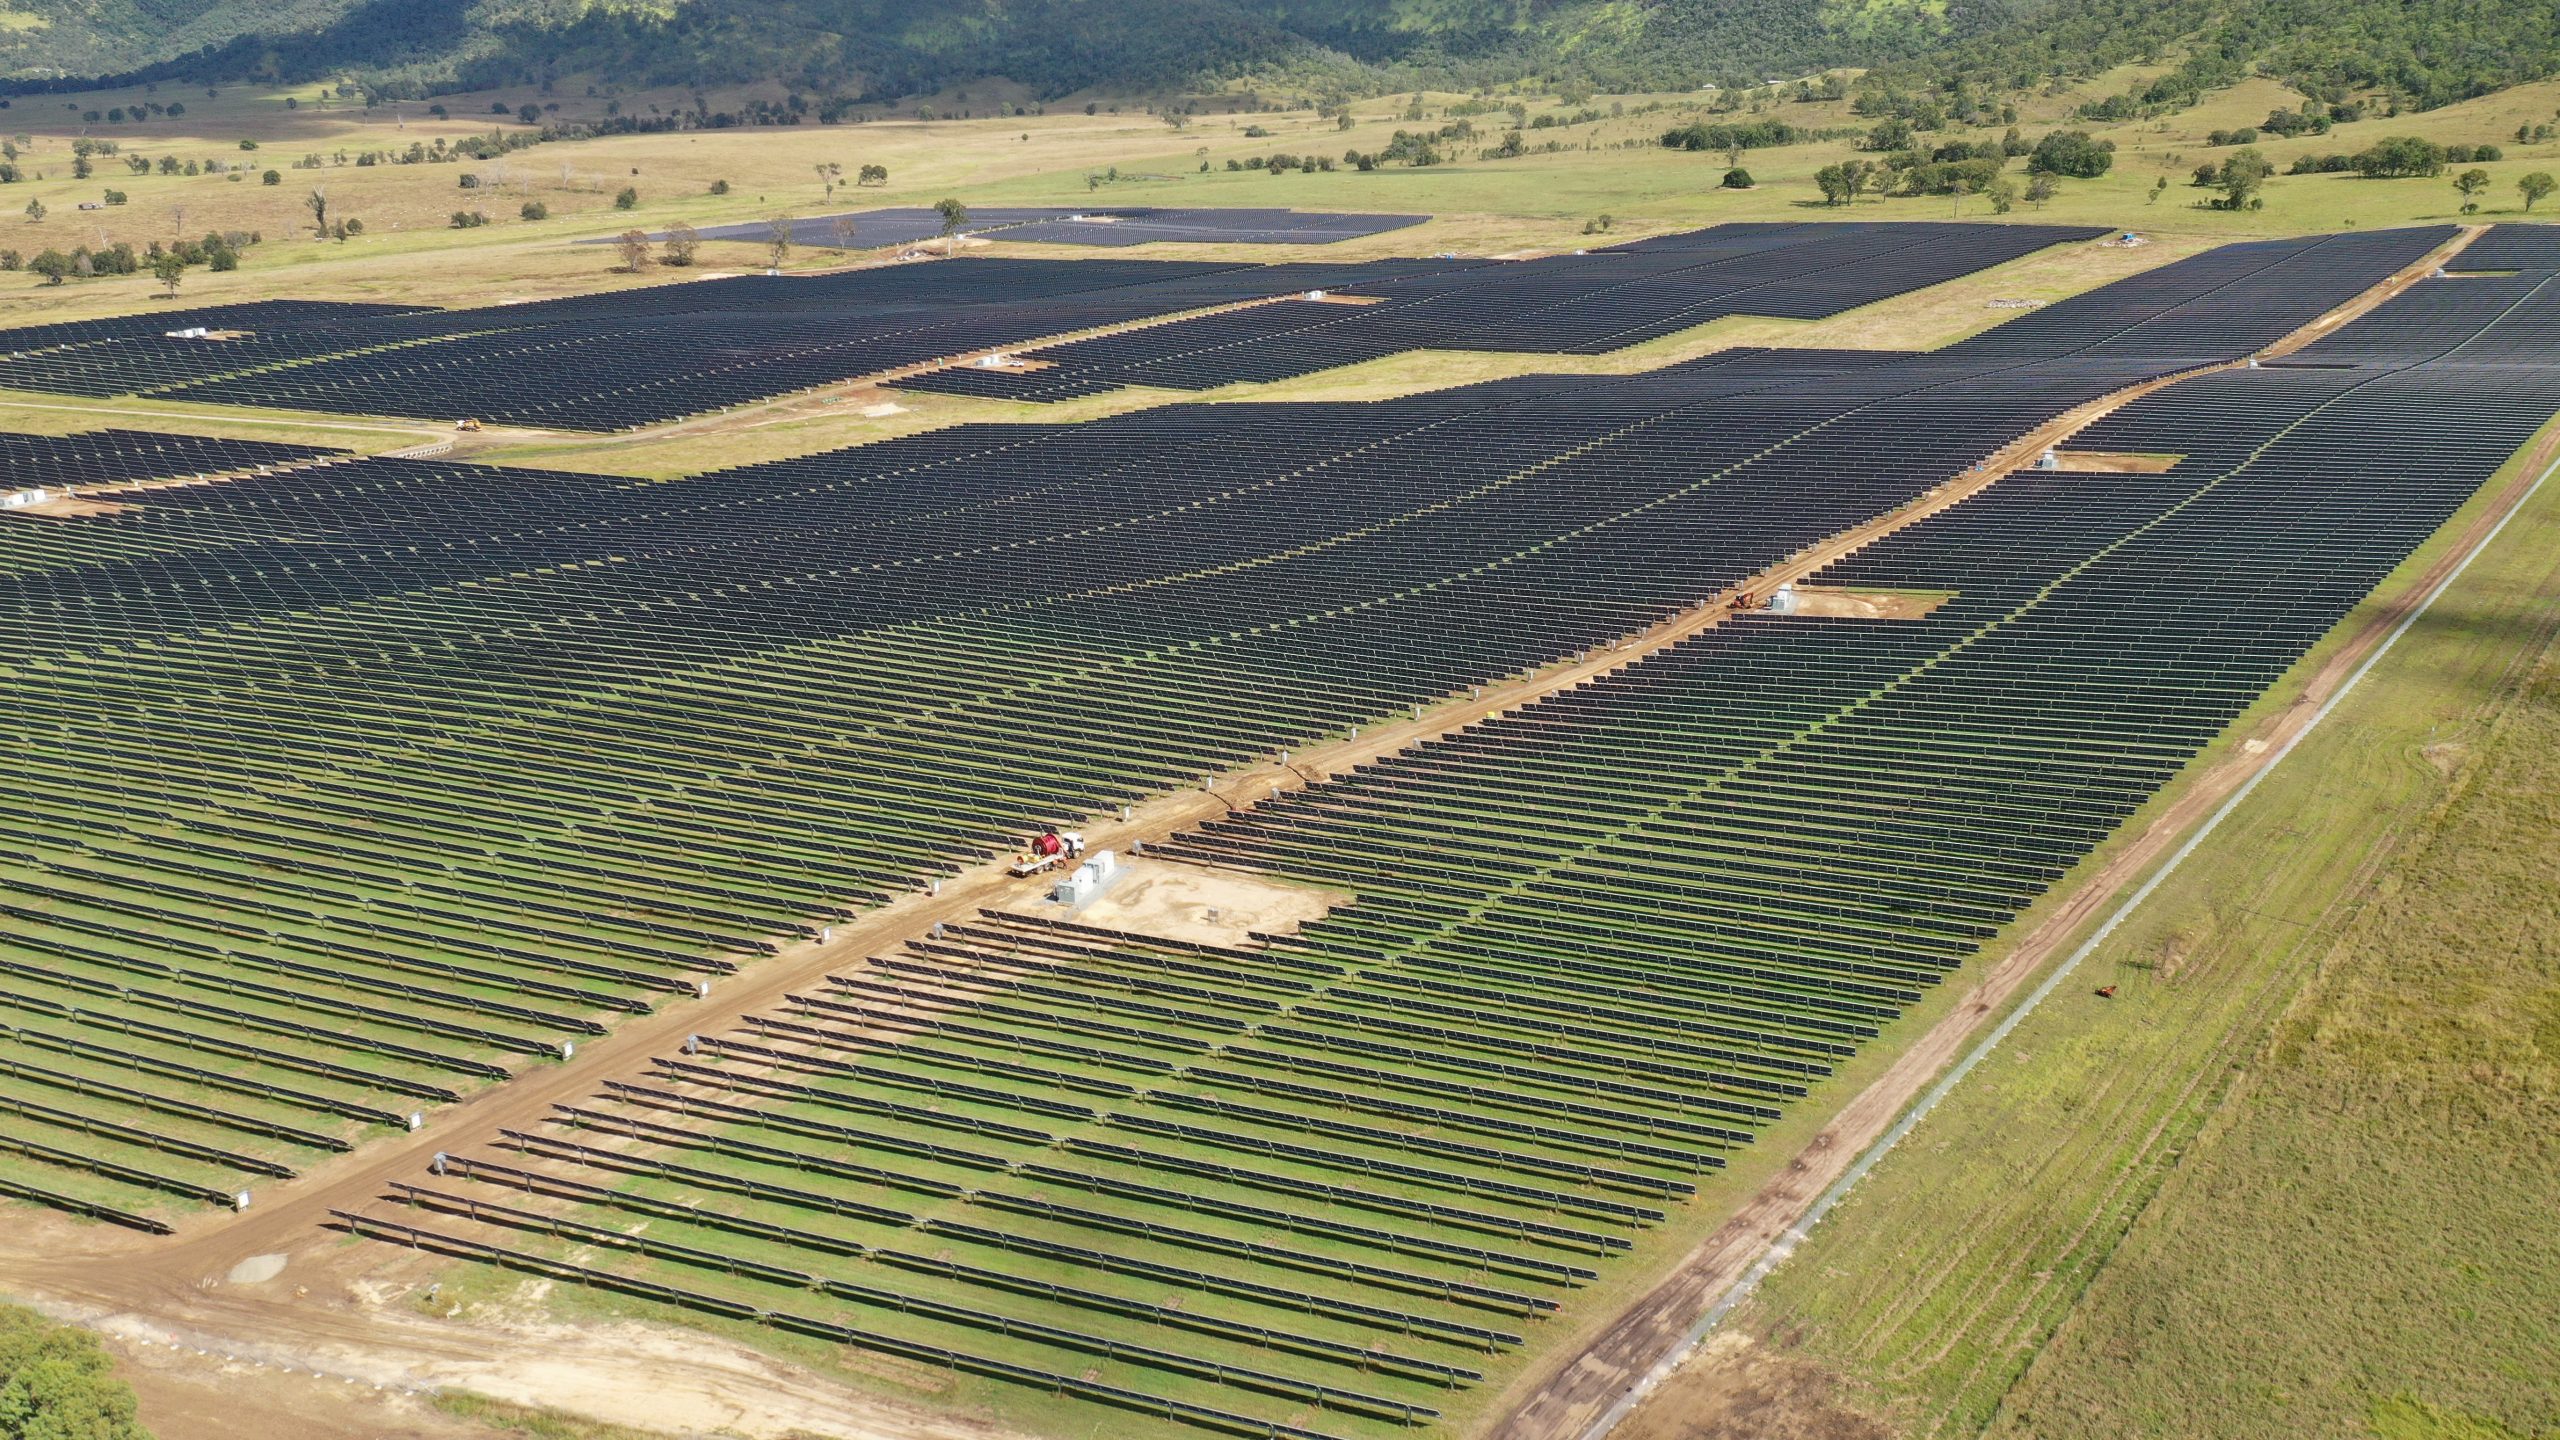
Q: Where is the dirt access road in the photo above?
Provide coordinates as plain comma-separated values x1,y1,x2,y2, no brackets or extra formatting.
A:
0,229,2483,1438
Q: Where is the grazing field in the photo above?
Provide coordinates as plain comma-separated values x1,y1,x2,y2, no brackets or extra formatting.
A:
1987,648,2560,1440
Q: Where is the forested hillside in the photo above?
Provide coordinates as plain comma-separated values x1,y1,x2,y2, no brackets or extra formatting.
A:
0,0,2552,120
0,0,1968,96
1889,0,2560,115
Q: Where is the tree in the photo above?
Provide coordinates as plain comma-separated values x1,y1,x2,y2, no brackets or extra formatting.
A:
616,229,653,271
2028,130,2114,179
1813,162,1856,206
934,196,969,250
72,154,91,180
2218,148,2275,209
613,186,638,210
1721,167,1753,189
2352,136,2446,178
709,179,731,196
2453,167,2491,212
2028,174,2061,209
520,200,548,221
2522,172,2558,211
305,188,327,238
830,216,859,248
857,163,888,187
27,248,70,283
765,216,794,269
152,251,185,297
261,169,280,185
0,1304,148,1440
1986,177,2020,214
21,199,41,223
815,161,842,202
662,223,700,267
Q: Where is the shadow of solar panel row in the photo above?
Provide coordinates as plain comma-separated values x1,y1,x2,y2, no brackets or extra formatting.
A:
0,257,1475,430
625,207,1430,252
930,222,2109,400
0,428,340,490
338,254,2560,1438
0,228,2458,1241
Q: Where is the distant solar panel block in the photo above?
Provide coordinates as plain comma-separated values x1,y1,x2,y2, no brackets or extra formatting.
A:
616,207,1429,251
0,428,341,489
997,221,2112,393
999,208,1428,247
2443,222,2560,274
670,208,1089,251
885,366,1129,402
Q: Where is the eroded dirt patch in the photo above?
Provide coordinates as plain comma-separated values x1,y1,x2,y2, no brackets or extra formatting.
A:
2040,451,2183,473
1614,1331,1894,1440
1070,856,1348,945
6,494,136,516
1783,587,1954,621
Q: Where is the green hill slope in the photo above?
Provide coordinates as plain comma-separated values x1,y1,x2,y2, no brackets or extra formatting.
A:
0,0,1944,95
2,0,2552,117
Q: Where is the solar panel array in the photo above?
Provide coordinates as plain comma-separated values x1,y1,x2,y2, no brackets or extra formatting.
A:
0,299,427,355
0,257,1465,432
327,228,2560,1440
633,207,1430,252
999,208,1431,248
0,429,339,493
0,226,2448,1233
0,223,2096,432
891,221,2109,401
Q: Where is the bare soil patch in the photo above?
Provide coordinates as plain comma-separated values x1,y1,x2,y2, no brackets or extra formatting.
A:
1610,1333,1890,1440
1070,856,1349,945
1782,587,1951,621
2042,451,2183,473
109,1335,485,1440
7,494,136,516
42,1260,1000,1440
